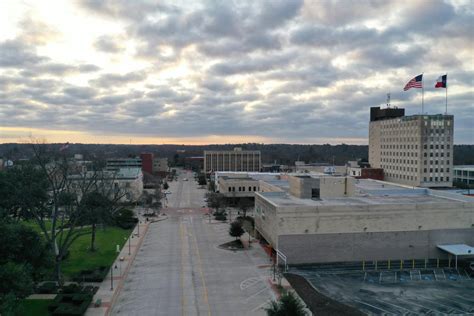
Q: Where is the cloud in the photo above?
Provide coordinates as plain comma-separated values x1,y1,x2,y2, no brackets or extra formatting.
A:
0,40,47,67
0,0,473,144
94,35,125,53
89,71,148,87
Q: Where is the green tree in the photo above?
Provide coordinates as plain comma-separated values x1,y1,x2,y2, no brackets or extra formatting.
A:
237,198,254,218
0,165,49,220
206,192,226,212
197,173,207,186
265,291,307,316
79,192,111,252
229,220,244,240
0,217,52,315
0,262,34,315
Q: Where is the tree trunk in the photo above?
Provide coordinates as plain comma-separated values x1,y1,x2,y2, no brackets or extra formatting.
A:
55,256,63,286
90,223,96,252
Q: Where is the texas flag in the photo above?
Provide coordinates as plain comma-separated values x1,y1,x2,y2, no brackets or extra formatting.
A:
435,74,447,88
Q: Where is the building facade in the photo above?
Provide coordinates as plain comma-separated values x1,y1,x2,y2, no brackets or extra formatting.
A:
153,158,169,173
140,153,154,174
453,165,474,185
106,158,142,171
254,176,474,265
204,148,261,173
369,107,454,187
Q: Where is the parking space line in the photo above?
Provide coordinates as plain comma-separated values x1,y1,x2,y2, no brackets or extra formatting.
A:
352,299,393,314
244,286,268,303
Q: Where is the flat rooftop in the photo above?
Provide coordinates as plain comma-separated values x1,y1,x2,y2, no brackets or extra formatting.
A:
258,178,471,207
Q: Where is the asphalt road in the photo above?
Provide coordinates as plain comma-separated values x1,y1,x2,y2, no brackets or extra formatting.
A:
111,169,274,316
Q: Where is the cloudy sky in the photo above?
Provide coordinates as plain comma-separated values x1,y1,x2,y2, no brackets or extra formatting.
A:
0,0,472,145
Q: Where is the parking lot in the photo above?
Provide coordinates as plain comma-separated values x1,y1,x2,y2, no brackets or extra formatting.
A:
291,266,474,315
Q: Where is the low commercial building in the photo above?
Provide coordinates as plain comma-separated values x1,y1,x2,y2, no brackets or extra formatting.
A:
69,167,143,202
204,148,261,173
255,175,473,265
453,165,474,185
293,161,347,175
106,158,142,171
153,158,169,173
218,176,259,198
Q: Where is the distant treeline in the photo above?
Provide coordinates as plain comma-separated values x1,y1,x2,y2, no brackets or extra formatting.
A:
1,143,473,166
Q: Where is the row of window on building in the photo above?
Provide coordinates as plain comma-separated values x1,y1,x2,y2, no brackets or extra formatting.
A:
423,160,450,165
228,186,258,192
386,173,450,183
423,167,450,173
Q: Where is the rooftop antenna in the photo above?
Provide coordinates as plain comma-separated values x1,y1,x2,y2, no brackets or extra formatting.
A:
386,92,391,108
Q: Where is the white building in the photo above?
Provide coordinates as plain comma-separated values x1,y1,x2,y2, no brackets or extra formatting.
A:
69,167,143,202
453,165,474,185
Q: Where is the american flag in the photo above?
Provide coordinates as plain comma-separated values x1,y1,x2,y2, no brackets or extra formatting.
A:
404,74,423,91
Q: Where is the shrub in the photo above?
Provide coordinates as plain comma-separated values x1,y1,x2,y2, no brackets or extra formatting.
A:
229,221,245,239
36,281,58,294
214,209,227,221
72,266,108,283
49,293,92,316
114,209,138,229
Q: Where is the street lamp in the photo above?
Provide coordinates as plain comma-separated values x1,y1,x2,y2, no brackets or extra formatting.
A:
125,236,133,256
110,264,117,291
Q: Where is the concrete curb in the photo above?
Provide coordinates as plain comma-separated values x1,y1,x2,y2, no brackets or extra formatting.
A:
105,222,150,316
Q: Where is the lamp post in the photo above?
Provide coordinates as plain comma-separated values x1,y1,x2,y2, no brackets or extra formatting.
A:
110,264,117,291
125,236,132,256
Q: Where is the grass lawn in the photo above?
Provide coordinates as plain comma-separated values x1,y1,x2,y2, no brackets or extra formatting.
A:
22,219,53,234
18,299,53,316
62,226,133,278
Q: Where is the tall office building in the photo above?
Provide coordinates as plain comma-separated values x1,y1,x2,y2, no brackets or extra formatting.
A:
369,107,453,188
204,148,261,173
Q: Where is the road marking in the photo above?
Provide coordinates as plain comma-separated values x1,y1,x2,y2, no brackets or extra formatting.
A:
191,229,211,316
179,222,187,316
244,286,268,303
353,299,392,314
251,299,271,312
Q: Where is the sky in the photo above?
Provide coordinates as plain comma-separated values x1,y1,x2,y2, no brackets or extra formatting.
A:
0,0,473,145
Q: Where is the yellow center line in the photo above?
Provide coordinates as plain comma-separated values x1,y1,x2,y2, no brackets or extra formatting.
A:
191,230,212,316
180,222,187,316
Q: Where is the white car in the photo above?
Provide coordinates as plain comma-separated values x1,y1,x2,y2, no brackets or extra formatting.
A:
183,178,188,181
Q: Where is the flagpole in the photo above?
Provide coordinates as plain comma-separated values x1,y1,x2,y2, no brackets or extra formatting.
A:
422,73,424,114
445,73,448,115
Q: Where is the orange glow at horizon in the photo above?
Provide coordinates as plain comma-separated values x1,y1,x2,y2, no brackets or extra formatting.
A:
0,127,368,145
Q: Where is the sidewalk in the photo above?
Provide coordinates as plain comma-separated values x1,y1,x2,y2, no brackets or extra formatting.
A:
85,221,150,316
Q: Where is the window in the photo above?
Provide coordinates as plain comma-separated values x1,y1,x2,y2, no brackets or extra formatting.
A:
440,177,444,181
447,177,449,181
228,187,232,192
430,177,433,181
238,187,241,192
253,186,257,191
242,187,245,191
248,186,251,192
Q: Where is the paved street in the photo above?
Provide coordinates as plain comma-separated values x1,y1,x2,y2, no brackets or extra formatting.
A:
111,169,275,316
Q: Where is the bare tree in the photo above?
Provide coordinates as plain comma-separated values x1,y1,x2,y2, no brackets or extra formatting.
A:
27,142,117,285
